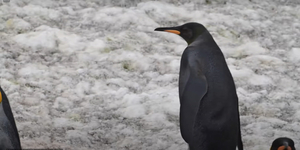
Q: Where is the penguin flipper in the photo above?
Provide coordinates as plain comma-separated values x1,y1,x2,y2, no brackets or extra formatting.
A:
179,53,208,144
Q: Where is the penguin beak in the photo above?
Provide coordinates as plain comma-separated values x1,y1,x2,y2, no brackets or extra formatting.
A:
154,26,181,35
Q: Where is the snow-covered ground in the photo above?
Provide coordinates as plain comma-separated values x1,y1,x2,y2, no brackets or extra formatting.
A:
0,0,300,149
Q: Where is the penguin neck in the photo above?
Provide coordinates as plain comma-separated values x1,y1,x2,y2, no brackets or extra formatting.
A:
0,103,6,121
188,30,212,46
0,103,14,148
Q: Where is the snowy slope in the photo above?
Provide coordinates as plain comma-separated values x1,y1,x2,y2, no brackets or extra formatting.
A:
0,0,300,149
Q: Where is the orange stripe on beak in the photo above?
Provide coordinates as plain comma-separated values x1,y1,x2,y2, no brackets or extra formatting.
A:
164,30,180,35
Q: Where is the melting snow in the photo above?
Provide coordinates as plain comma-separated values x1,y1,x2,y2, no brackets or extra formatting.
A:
0,0,300,149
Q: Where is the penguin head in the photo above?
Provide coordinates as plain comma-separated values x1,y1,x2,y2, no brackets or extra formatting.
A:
270,137,295,150
154,22,207,45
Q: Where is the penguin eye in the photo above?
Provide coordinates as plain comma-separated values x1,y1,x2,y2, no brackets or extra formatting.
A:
182,28,189,33
181,28,193,39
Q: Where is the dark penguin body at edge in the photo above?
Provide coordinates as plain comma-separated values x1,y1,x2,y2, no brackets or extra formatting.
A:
155,23,243,150
0,87,21,149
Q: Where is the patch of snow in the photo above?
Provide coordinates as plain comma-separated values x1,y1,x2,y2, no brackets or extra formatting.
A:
13,25,85,53
225,41,267,58
5,18,31,31
288,48,300,63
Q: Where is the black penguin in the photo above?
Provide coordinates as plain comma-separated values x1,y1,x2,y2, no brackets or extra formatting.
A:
0,86,21,149
154,22,243,150
270,137,295,150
